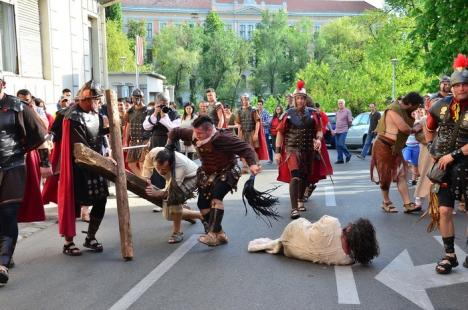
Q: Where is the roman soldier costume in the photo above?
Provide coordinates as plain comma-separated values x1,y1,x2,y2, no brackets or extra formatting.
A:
0,85,50,285
57,80,109,254
125,88,149,163
207,101,224,128
276,80,325,219
167,117,258,246
425,53,468,274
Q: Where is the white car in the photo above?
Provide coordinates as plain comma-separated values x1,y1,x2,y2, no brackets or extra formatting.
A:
345,112,372,150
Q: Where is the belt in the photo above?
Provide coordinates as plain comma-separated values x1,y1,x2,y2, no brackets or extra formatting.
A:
377,136,394,147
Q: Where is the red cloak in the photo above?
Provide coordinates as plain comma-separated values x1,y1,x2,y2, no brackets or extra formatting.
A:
17,150,46,222
256,125,269,161
57,119,77,237
277,111,333,183
41,142,60,204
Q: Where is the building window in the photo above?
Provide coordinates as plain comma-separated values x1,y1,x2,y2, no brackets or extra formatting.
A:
314,23,321,32
0,2,18,73
159,22,167,31
247,25,254,40
240,24,246,40
147,22,153,39
146,48,153,64
225,23,232,31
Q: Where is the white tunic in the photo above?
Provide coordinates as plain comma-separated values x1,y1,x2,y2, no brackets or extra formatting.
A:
248,215,353,265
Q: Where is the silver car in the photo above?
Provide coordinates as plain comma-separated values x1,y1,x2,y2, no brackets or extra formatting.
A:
345,112,372,149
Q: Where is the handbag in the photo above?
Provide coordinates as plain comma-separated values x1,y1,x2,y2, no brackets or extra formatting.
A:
427,161,448,184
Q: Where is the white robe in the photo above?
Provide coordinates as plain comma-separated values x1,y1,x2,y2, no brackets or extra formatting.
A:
248,215,353,265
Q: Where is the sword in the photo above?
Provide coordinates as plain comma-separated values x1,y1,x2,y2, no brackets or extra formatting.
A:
122,144,148,150
316,147,335,185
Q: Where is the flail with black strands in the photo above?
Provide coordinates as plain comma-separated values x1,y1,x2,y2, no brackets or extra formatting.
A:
242,175,281,226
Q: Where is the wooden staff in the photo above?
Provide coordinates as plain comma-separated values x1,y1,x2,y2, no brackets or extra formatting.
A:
105,89,133,260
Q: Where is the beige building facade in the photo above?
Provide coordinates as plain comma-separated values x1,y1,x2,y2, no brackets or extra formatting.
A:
122,0,376,45
0,0,116,103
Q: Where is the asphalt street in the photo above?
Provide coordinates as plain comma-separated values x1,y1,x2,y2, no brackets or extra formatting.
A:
5,149,468,310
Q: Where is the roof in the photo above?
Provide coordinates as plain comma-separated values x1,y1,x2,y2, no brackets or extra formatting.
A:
287,0,375,12
122,0,376,12
122,0,211,9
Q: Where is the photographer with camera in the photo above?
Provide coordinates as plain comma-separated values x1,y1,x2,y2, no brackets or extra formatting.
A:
143,93,181,149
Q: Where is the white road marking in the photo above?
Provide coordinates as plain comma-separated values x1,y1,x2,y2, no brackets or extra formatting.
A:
335,266,361,304
109,235,199,310
325,186,336,207
375,236,468,310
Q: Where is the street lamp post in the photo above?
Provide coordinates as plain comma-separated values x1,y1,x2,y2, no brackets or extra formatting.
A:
391,58,398,101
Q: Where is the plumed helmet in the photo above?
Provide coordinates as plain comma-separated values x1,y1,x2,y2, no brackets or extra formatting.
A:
450,54,468,86
78,80,103,99
293,79,307,97
132,88,144,98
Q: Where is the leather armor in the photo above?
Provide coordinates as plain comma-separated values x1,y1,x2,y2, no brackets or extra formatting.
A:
285,107,317,152
64,105,103,154
128,106,148,143
0,95,26,169
196,135,236,175
429,97,468,157
238,107,256,133
207,102,222,127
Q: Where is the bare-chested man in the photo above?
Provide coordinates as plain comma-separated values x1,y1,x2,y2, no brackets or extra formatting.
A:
371,92,424,213
205,88,225,129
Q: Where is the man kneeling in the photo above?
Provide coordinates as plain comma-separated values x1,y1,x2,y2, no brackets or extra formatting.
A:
143,147,202,243
248,215,379,265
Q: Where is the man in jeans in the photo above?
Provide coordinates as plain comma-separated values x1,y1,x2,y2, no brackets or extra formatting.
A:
333,99,353,164
357,103,381,160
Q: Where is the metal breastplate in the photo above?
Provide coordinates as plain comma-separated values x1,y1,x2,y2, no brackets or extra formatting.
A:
285,108,316,151
430,98,468,157
239,107,255,132
129,107,147,142
84,112,101,153
0,109,24,167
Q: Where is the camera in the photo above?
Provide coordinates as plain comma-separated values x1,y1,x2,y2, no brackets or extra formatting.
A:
161,105,171,113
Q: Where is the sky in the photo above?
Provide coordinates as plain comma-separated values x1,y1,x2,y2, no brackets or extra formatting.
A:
366,0,385,8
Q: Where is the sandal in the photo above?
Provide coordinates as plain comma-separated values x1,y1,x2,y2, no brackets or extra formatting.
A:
0,265,8,286
168,232,184,244
63,242,82,256
403,202,422,214
435,254,458,274
198,232,228,247
297,201,307,212
290,209,300,219
83,237,103,252
381,201,398,213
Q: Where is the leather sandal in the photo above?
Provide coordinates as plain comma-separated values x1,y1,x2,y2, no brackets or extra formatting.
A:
435,254,458,274
403,202,422,214
63,242,82,256
297,201,307,212
381,201,398,213
198,232,228,247
0,265,8,286
168,232,184,244
290,209,300,219
83,238,103,252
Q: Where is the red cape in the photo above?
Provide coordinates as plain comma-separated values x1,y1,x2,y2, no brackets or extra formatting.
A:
256,125,269,161
57,119,77,237
18,150,46,222
276,110,333,183
41,142,60,205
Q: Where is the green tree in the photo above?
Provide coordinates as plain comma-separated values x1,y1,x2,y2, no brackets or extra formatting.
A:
199,12,251,103
251,11,313,96
105,3,123,28
106,20,134,72
152,24,203,102
297,11,431,114
386,0,468,77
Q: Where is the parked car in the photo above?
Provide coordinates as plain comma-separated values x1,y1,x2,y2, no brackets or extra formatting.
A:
324,112,336,148
345,111,383,154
